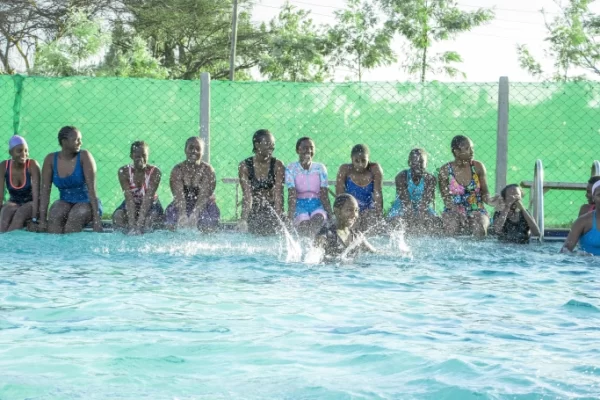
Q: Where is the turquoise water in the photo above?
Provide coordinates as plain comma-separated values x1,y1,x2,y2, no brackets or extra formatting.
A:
0,232,599,399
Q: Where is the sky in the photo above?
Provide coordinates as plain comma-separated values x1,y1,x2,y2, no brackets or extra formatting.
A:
249,0,599,82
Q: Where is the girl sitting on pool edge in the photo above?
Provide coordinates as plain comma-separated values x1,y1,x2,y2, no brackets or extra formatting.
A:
113,141,164,234
314,193,376,260
286,137,332,236
0,135,41,232
165,137,220,232
335,144,383,233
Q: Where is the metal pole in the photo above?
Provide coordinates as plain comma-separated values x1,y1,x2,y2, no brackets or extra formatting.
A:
200,72,211,163
495,76,509,194
229,0,239,81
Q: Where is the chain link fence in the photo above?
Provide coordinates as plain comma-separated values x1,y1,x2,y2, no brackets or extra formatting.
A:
2,75,598,227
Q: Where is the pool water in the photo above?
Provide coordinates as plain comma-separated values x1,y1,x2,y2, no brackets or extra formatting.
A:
0,231,599,399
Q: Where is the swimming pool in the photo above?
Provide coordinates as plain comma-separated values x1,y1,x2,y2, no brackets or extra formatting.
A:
0,232,598,399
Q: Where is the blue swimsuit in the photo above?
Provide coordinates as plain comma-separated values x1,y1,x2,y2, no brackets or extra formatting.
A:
388,170,435,217
4,160,33,205
52,152,102,215
345,174,375,212
580,211,600,255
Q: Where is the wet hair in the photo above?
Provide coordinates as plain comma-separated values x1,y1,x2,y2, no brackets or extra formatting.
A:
409,148,427,159
185,136,203,149
252,129,272,153
450,135,472,151
295,136,312,151
130,141,149,155
333,193,357,210
57,126,79,146
588,175,600,185
500,184,521,200
351,144,369,157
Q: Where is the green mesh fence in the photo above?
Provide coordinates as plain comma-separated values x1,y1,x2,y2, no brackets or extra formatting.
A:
2,75,598,227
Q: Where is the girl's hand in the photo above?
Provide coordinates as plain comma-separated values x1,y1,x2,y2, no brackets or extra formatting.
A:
237,220,248,233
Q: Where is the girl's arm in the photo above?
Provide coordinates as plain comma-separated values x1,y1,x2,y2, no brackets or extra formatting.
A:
360,235,377,253
371,163,384,215
438,164,454,210
516,200,541,237
421,174,437,214
238,161,253,222
288,188,297,221
81,150,103,232
273,160,285,216
561,217,586,253
475,161,491,204
578,204,593,217
320,187,333,217
193,163,216,215
170,164,187,220
396,171,411,212
38,153,54,230
30,160,41,219
0,161,6,210
136,167,161,231
335,165,348,195
492,206,511,235
117,166,137,230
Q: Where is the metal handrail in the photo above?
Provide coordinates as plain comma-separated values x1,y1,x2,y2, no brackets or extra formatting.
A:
592,160,600,176
531,159,545,242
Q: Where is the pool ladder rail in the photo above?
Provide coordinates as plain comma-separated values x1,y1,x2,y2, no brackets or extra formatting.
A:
523,160,600,243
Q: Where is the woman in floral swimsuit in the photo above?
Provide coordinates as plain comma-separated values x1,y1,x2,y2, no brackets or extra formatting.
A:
438,135,491,238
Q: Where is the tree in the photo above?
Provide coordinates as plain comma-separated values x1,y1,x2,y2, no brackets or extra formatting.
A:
259,3,331,82
378,0,494,82
124,0,269,80
517,0,600,81
327,0,395,81
32,10,109,76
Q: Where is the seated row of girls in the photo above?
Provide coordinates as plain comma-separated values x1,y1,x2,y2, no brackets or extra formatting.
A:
0,128,219,234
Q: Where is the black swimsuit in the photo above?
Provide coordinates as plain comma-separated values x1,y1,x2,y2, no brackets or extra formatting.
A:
244,157,279,235
317,224,361,259
493,210,530,244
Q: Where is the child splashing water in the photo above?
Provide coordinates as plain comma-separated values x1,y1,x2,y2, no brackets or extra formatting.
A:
336,144,383,233
314,193,376,261
286,137,332,236
0,135,41,232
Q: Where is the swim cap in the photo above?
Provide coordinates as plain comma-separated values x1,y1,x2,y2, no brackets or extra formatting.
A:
592,181,600,196
9,135,27,151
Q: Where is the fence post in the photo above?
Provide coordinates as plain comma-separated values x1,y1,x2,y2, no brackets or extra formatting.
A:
12,75,25,135
495,76,509,194
200,72,211,163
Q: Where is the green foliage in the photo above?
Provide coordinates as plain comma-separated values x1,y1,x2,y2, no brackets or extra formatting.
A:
378,0,494,82
327,0,395,81
32,10,109,77
259,3,330,82
517,0,600,81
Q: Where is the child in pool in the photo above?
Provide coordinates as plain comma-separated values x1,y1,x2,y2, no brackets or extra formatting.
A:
438,135,491,238
165,137,220,232
335,144,383,232
562,181,600,255
492,184,540,244
113,141,164,234
0,135,41,232
388,148,439,233
578,175,600,217
39,126,103,233
286,137,333,236
314,193,376,260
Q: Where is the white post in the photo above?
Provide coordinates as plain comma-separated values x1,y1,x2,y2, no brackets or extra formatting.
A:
200,72,211,163
495,76,509,194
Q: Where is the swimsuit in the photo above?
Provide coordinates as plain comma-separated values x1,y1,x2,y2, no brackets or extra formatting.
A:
52,152,102,215
165,182,220,229
388,170,436,218
115,165,163,216
317,224,361,259
244,157,279,235
285,161,328,223
345,167,375,212
493,210,530,244
444,162,487,216
580,211,600,255
4,160,33,205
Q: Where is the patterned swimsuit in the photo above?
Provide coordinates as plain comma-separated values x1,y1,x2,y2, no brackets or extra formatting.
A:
445,162,487,216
